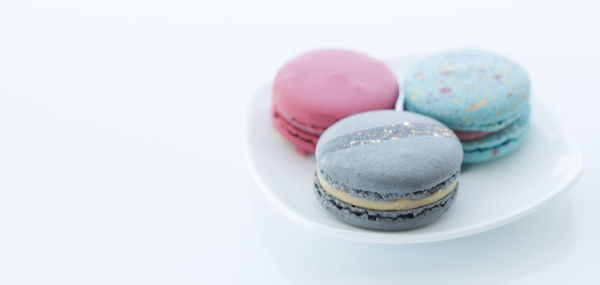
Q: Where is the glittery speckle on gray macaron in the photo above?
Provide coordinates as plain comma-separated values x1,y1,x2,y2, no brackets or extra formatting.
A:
314,110,463,230
316,110,463,198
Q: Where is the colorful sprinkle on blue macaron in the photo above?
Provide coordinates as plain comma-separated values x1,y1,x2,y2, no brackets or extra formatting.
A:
403,50,531,163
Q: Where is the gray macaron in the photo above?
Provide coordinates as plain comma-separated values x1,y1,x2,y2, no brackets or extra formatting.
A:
314,110,463,230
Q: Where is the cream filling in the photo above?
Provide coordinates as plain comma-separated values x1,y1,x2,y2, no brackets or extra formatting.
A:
317,172,457,211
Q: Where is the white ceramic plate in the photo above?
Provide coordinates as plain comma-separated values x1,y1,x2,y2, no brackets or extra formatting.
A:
245,57,584,244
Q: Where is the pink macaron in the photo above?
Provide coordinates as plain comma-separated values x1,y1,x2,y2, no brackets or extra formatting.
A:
272,49,399,155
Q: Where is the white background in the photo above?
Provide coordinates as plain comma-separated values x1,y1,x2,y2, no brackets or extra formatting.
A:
0,0,598,284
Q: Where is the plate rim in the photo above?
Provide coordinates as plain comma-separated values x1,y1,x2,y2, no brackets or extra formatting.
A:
244,59,584,244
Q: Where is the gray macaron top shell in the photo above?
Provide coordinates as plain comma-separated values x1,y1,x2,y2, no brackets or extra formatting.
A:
315,110,463,197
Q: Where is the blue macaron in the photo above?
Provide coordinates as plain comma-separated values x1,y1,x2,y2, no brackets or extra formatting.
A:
403,50,531,163
314,110,463,230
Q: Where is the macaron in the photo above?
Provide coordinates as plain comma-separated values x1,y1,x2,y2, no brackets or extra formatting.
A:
272,49,399,155
403,50,531,163
314,110,463,230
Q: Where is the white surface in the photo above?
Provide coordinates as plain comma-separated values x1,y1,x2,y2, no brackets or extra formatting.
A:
246,57,583,244
0,0,599,284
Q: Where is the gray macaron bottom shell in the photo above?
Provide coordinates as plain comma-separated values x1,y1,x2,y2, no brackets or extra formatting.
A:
314,176,457,231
